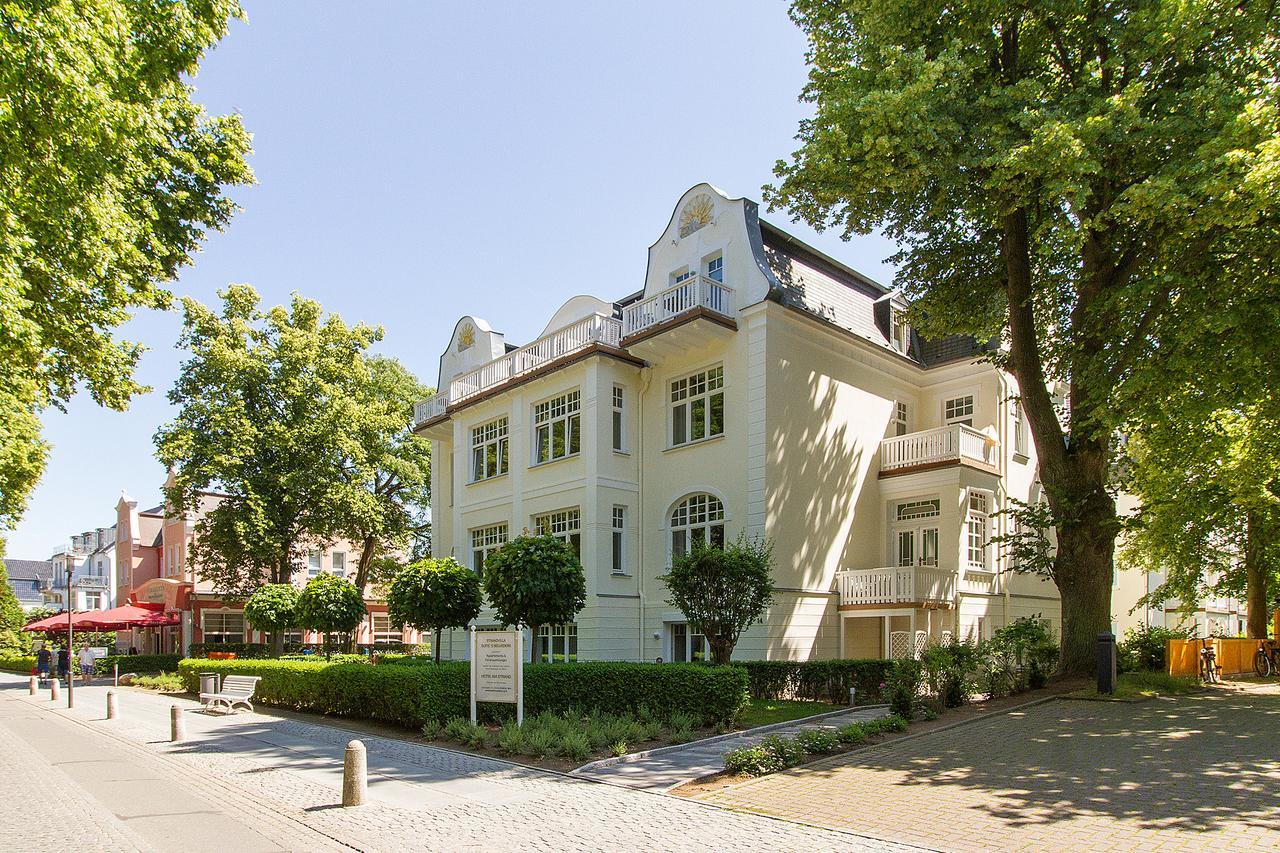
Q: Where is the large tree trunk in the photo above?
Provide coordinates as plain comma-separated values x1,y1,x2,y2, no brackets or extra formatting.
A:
1245,510,1271,639
355,534,378,591
1052,487,1117,673
270,630,284,658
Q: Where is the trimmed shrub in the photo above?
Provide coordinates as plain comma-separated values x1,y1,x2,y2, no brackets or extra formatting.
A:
886,659,923,720
176,658,748,728
0,655,35,674
188,642,270,659
731,659,893,704
1118,624,1190,673
95,653,182,676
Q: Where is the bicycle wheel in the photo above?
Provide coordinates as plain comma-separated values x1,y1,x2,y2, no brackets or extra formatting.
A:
1257,651,1271,678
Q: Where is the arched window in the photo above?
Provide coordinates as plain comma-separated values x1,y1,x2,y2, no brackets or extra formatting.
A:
670,494,725,559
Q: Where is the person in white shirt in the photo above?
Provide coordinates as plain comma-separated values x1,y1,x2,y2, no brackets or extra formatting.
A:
77,646,96,681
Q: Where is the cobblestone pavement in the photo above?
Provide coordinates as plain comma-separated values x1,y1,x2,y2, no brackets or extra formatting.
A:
576,705,889,790
0,675,920,852
698,683,1280,852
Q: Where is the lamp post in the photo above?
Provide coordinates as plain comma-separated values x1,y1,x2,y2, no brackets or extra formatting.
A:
66,564,74,709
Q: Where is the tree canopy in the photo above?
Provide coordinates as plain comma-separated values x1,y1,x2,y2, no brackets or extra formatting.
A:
386,557,482,662
771,0,1280,672
0,562,27,655
294,573,366,655
482,534,586,659
0,0,253,531
661,535,775,665
244,583,300,655
155,286,384,596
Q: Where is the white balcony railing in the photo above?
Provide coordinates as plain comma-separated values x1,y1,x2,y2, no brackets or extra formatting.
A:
414,313,621,426
75,576,108,590
836,566,957,607
621,275,735,338
880,424,997,473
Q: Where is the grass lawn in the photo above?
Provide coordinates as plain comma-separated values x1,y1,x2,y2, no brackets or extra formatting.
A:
738,698,837,729
1067,671,1201,701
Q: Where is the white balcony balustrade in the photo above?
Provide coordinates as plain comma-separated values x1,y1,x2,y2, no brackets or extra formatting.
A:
414,313,621,426
74,576,109,590
880,424,998,474
836,566,956,607
621,275,734,338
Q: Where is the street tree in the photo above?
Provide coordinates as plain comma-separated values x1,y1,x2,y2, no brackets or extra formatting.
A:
661,535,775,665
1122,406,1280,638
243,583,300,657
0,0,253,530
155,286,383,596
770,0,1280,673
482,534,586,660
342,357,433,591
386,558,482,662
0,562,27,655
294,573,366,657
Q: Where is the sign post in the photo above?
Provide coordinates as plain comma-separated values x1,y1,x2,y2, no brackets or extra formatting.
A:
469,626,523,725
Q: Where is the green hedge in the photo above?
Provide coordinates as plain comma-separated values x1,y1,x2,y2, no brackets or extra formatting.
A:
95,653,183,676
731,659,893,704
177,659,748,728
0,655,35,674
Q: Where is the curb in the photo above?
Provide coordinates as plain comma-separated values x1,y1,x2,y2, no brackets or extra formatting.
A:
573,703,891,777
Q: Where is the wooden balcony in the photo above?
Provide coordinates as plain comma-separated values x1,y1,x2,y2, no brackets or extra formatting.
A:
879,424,998,477
836,566,957,609
620,275,735,340
413,313,623,427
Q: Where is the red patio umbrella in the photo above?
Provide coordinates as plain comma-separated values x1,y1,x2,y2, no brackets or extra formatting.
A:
21,611,103,632
77,604,180,630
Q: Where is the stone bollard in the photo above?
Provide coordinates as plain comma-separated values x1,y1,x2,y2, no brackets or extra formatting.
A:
28,676,37,696
107,691,118,720
113,662,119,687
342,739,367,807
1097,632,1117,695
50,679,59,701
170,705,185,743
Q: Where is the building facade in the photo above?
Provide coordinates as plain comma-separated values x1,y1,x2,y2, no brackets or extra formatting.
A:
42,526,118,611
416,184,1061,664
114,473,419,654
3,558,53,611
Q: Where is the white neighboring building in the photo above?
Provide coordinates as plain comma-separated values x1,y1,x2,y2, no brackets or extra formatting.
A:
415,183,1061,663
44,526,118,611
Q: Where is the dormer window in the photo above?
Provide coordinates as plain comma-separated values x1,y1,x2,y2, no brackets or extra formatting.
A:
892,312,910,353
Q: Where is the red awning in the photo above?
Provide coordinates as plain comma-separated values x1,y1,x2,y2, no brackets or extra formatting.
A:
21,606,180,632
21,611,103,632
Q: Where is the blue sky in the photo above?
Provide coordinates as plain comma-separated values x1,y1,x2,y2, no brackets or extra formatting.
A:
7,1,899,559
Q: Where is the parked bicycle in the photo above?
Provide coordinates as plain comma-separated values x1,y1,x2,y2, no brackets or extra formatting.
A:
1255,639,1280,677
1199,637,1222,684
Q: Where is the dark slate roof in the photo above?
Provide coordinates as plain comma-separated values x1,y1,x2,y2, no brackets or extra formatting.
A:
4,559,53,582
919,334,992,367
139,504,164,516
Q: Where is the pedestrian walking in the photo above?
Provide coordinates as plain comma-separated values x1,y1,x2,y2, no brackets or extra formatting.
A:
78,645,96,682
56,645,70,682
36,646,51,680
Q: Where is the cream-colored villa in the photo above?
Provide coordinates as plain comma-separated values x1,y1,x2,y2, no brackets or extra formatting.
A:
414,184,1060,663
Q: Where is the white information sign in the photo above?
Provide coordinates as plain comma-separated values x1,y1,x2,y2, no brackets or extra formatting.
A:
469,627,523,724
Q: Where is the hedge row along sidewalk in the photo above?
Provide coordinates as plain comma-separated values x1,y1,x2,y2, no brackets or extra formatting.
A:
178,658,749,728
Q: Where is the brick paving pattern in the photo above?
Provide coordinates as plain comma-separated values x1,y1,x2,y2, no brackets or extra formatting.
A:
700,683,1280,852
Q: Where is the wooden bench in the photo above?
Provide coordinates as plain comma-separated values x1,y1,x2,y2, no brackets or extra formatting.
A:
199,675,261,714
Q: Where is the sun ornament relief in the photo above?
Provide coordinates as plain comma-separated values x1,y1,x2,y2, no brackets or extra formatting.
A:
458,322,475,351
678,194,715,238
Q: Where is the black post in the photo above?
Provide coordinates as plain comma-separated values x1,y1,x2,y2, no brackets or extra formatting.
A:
1096,632,1117,695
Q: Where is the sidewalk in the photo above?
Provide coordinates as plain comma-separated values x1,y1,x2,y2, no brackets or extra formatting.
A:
0,673,920,852
574,704,890,790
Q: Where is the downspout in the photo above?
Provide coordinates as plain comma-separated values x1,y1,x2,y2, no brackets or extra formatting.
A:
637,367,653,661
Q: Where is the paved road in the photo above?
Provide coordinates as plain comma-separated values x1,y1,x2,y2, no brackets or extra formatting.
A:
575,705,889,790
0,674,920,852
699,683,1280,852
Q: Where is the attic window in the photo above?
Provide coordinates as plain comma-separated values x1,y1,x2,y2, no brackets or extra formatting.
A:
892,312,910,353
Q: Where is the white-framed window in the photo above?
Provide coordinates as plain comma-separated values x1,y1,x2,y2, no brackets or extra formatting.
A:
536,624,578,663
670,623,707,662
470,523,507,575
611,506,627,575
533,508,581,557
894,401,909,436
1013,399,1028,456
670,494,726,560
370,612,401,646
331,551,346,576
533,391,581,464
894,499,940,568
308,550,322,577
611,385,625,452
471,417,509,481
84,592,101,609
706,255,724,283
967,492,990,569
892,312,910,353
670,366,724,447
945,395,975,426
672,268,696,285
203,610,245,645
895,499,941,522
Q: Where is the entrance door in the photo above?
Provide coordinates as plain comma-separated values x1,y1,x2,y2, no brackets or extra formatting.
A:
896,526,939,567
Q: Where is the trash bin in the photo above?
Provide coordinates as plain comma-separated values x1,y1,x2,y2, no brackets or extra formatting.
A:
199,672,220,696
